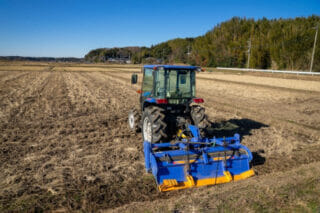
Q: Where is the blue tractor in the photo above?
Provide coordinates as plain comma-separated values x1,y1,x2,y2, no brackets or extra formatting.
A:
129,65,209,142
129,65,254,191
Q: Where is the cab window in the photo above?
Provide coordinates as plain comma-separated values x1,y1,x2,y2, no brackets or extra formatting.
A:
142,68,153,94
154,69,166,98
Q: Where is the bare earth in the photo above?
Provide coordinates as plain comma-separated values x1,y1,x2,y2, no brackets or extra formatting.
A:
0,62,320,212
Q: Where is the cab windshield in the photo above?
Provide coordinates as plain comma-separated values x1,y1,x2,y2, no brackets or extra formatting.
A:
155,69,195,99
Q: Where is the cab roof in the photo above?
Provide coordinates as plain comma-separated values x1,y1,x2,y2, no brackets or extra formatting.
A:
144,65,198,70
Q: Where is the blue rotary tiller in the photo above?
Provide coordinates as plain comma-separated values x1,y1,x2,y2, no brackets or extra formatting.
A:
143,125,254,192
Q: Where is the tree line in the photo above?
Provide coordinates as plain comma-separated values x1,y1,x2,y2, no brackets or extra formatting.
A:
0,56,83,62
85,16,320,71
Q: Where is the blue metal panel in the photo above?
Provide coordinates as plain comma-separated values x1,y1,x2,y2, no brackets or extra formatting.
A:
156,159,233,184
143,141,151,172
145,97,156,103
152,150,251,185
142,91,151,97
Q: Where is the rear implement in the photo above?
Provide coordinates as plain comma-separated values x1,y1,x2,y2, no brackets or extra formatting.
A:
144,125,254,192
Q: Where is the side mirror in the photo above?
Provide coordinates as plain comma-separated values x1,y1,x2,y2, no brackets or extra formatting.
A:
131,74,138,84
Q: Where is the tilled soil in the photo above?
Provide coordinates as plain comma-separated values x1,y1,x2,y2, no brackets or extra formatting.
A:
0,71,174,211
0,65,320,212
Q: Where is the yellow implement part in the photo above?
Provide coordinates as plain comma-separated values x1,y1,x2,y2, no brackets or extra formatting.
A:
173,157,232,164
172,159,196,164
186,175,195,187
158,169,255,192
177,129,187,139
233,169,255,181
213,156,231,161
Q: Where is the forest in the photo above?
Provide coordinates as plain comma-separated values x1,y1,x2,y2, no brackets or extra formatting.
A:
85,16,320,71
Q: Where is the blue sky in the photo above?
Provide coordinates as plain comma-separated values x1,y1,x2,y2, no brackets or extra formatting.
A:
0,0,319,57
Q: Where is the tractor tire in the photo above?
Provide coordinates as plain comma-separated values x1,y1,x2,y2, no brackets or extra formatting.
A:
142,106,167,143
128,108,141,133
191,105,210,129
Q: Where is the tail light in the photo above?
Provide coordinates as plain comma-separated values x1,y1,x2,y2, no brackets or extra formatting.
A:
156,99,168,104
193,98,204,103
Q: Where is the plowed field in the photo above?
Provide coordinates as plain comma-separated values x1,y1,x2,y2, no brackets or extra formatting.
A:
0,62,320,212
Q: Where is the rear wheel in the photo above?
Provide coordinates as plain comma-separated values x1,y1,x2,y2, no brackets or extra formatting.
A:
128,108,141,132
191,105,210,130
142,106,167,143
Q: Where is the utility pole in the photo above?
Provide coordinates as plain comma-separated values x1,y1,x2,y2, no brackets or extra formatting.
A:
247,39,251,69
310,23,319,72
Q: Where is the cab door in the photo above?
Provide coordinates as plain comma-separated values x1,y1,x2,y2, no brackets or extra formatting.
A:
140,68,154,105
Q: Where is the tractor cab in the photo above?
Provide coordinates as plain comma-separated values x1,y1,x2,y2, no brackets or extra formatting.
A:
132,65,202,108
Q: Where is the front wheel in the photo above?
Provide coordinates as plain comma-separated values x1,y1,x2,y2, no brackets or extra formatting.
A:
142,114,152,142
128,108,141,132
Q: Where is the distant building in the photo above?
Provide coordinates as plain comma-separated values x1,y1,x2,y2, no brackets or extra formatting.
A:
107,57,131,64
